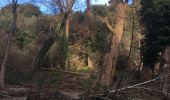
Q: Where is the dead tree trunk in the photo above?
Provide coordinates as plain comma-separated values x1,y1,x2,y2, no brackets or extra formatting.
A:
0,0,18,89
100,3,127,87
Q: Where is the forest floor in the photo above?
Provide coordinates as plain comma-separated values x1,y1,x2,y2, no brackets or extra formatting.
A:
0,69,167,100
1,70,98,99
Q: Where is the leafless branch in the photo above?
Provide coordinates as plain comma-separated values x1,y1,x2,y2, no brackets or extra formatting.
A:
98,16,115,35
109,73,170,93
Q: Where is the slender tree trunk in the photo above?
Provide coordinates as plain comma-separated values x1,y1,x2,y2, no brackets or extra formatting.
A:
85,0,93,69
0,38,11,89
86,0,91,17
160,46,170,97
0,0,18,89
64,11,71,70
100,3,127,86
62,0,75,70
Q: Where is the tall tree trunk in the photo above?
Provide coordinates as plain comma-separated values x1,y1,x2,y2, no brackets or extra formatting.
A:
0,39,11,89
64,11,71,70
160,46,170,98
100,3,127,87
86,0,91,17
0,0,18,89
60,0,75,70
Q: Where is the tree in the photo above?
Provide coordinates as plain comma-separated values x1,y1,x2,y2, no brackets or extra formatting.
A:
99,0,128,87
32,0,75,72
141,0,170,96
0,0,18,89
86,0,91,17
141,0,170,72
60,0,76,70
19,3,41,17
160,46,170,97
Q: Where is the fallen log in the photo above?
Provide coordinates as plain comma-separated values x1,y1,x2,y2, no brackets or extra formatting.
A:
0,90,11,98
0,93,11,98
0,97,27,100
1,87,80,100
41,68,91,76
0,87,36,97
109,74,170,93
90,74,170,99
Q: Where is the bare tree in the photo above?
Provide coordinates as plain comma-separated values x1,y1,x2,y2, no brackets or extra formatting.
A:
0,0,18,89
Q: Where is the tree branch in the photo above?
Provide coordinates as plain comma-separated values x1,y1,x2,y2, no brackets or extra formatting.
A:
98,16,115,35
110,74,170,93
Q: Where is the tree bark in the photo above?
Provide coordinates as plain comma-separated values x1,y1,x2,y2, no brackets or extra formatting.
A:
0,39,11,89
86,0,91,17
64,11,71,70
100,3,127,87
32,36,54,72
160,46,170,97
61,0,75,70
0,0,18,89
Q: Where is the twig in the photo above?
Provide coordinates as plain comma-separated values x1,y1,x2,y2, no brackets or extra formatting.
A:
89,96,111,100
0,93,11,98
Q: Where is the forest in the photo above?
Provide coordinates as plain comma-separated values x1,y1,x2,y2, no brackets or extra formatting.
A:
0,0,170,100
